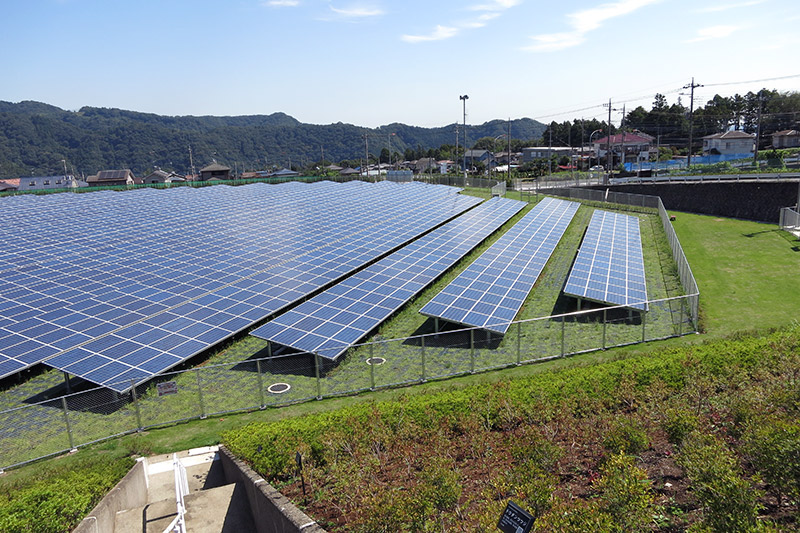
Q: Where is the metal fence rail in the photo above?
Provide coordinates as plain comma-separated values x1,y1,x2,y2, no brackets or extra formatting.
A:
0,186,700,472
779,207,800,233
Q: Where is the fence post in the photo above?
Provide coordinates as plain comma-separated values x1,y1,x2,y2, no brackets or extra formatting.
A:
195,369,206,419
602,309,607,349
369,343,375,390
61,397,76,451
560,317,566,357
131,380,143,431
315,354,322,400
678,300,684,336
642,311,647,343
470,329,475,373
420,335,426,382
256,359,265,409
516,322,521,365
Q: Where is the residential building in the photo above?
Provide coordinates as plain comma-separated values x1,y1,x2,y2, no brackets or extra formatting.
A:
199,163,231,181
521,146,573,163
87,169,139,187
463,149,496,170
771,130,800,149
702,131,755,156
593,133,654,166
143,170,185,184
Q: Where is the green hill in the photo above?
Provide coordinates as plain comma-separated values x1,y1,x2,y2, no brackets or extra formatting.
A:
0,101,545,178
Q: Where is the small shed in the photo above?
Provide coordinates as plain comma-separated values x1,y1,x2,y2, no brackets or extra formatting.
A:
199,163,231,181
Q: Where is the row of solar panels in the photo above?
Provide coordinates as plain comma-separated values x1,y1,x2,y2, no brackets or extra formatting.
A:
0,181,481,392
0,182,648,393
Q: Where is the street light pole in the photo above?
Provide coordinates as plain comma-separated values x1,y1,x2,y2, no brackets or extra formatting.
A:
460,95,469,181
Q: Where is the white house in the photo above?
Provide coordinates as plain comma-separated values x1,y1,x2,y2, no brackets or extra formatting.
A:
771,130,800,149
702,131,755,156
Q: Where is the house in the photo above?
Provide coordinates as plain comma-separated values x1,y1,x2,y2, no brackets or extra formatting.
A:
199,162,231,181
269,168,300,178
593,133,654,166
87,169,139,187
143,170,185,184
521,146,573,163
0,180,18,192
702,131,755,156
771,130,800,149
462,149,496,170
414,157,439,174
15,175,88,191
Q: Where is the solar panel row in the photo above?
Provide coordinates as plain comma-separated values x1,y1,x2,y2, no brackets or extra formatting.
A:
563,209,648,310
420,197,580,334
0,181,480,391
251,196,527,359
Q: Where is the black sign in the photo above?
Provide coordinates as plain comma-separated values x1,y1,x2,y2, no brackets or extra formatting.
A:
497,500,534,533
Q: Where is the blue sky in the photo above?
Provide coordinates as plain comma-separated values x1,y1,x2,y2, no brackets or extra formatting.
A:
3,0,798,128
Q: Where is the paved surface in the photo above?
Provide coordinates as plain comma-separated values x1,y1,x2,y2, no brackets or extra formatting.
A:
114,446,255,533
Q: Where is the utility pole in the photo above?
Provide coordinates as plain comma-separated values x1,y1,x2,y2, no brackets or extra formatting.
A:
507,117,511,183
455,124,459,176
188,146,196,179
607,100,613,171
548,127,553,177
754,90,764,169
364,134,369,179
683,77,703,167
460,95,469,180
620,104,626,170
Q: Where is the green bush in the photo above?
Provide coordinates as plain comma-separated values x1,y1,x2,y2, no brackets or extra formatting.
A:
595,452,655,532
603,418,650,455
677,432,762,532
510,427,563,472
0,455,134,533
741,417,800,505
534,499,617,532
662,407,699,446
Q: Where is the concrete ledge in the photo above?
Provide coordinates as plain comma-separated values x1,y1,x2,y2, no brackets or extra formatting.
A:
73,457,149,533
218,446,326,533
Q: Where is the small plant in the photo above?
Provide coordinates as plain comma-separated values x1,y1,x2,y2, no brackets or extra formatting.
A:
603,417,650,455
741,417,800,506
677,432,762,532
595,451,655,532
510,426,564,472
662,407,699,446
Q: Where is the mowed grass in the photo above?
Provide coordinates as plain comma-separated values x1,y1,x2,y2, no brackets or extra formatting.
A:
671,212,800,336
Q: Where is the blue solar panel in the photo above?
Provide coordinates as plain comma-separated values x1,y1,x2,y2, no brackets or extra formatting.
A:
251,197,527,359
420,197,580,334
563,210,648,311
0,181,480,392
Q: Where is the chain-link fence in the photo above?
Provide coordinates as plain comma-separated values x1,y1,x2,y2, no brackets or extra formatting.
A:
0,186,699,472
780,207,800,233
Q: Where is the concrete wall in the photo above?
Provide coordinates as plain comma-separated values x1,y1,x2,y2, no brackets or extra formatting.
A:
218,446,327,533
73,457,149,533
588,181,800,223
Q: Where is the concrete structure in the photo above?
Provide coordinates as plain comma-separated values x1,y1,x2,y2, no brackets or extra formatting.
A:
521,146,573,163
771,129,800,149
702,130,755,156
74,445,325,533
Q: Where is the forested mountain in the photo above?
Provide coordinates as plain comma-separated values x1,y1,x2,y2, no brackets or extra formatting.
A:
0,102,546,178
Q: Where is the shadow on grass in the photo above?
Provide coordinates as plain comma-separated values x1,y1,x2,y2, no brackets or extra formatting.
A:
550,293,644,325
403,318,503,350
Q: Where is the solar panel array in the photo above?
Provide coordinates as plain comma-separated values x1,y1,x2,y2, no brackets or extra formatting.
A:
0,181,480,392
420,197,580,334
251,197,527,359
563,210,648,311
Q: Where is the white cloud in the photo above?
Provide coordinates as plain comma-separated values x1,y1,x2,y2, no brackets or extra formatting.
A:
525,0,660,52
695,0,766,13
329,4,384,18
684,25,738,43
263,0,300,6
402,25,460,43
402,0,518,44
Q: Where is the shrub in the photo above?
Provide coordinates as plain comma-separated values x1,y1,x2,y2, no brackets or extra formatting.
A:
662,407,699,446
677,432,762,532
595,451,655,532
534,499,617,532
603,418,650,455
510,427,563,472
741,418,800,505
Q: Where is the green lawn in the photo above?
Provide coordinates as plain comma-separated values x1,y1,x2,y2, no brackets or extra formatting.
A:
671,211,800,336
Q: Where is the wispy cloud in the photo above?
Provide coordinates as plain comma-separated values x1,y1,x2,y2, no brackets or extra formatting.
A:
402,25,460,43
695,0,765,13
524,0,660,52
263,0,300,6
684,25,738,43
402,0,519,44
329,4,384,19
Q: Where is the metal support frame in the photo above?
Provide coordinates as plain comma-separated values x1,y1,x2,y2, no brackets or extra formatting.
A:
131,379,143,431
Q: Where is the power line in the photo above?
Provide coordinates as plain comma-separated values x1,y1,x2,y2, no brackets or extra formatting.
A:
704,73,800,88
